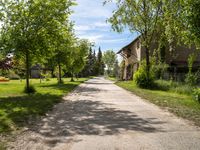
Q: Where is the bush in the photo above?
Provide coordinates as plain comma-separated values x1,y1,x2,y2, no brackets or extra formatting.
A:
7,71,20,80
24,85,36,94
41,72,51,81
134,61,155,88
193,88,200,102
185,72,199,86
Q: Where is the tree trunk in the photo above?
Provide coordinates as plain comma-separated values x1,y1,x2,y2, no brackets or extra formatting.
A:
25,51,30,92
145,46,150,79
71,72,74,82
58,64,62,84
39,69,42,83
51,69,54,78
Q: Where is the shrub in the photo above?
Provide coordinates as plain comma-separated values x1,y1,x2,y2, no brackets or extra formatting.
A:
24,85,36,94
41,72,51,81
7,71,20,80
134,61,155,88
152,62,169,79
193,88,200,102
185,72,199,86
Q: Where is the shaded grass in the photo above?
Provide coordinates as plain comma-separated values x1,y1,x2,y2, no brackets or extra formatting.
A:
105,76,117,82
0,145,5,150
116,80,200,126
153,80,194,95
0,78,89,133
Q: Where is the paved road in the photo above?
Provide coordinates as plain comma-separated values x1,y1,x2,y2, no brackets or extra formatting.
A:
9,77,200,150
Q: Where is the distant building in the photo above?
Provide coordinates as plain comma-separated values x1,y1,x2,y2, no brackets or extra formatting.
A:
30,64,42,78
117,36,200,81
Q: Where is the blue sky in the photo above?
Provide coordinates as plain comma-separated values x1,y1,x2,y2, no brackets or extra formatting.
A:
71,0,138,53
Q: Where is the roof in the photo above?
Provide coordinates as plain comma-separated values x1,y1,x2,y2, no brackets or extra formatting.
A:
117,35,141,54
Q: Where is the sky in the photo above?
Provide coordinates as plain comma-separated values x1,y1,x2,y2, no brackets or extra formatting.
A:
71,0,138,53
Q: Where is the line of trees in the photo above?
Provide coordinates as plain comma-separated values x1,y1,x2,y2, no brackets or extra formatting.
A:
80,47,105,77
0,0,91,93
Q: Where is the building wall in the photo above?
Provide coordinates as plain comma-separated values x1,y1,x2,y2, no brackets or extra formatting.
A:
165,45,200,63
122,39,141,80
120,39,200,80
31,69,40,78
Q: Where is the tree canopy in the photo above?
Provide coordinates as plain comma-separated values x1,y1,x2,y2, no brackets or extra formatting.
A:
0,0,93,92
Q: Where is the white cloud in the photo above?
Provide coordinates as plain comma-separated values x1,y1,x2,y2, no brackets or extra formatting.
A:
94,22,109,27
100,38,126,43
72,0,112,19
74,25,91,31
78,34,104,43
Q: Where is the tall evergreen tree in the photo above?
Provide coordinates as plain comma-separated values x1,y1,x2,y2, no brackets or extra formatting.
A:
92,49,98,75
97,47,104,75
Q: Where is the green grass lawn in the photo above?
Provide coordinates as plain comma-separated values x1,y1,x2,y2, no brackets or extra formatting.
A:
116,80,200,126
0,78,89,133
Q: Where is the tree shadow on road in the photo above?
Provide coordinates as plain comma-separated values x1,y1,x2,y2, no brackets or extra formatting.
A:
84,81,113,85
30,99,165,139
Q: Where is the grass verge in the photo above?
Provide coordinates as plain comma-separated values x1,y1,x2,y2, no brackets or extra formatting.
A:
116,80,200,126
0,78,89,133
105,76,117,82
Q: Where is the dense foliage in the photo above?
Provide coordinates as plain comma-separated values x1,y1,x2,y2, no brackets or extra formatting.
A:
80,47,105,77
103,50,118,77
106,0,200,88
134,61,155,88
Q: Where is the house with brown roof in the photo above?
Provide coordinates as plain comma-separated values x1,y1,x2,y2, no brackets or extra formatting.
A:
117,36,200,80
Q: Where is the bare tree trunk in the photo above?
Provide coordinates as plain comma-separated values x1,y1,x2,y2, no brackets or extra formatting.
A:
51,69,54,78
58,64,62,84
145,46,150,79
71,72,74,82
25,51,30,92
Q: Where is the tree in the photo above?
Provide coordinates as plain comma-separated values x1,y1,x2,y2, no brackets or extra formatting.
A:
1,0,75,92
113,59,119,78
92,49,98,75
52,26,75,84
105,0,162,80
0,54,12,75
162,0,200,48
96,47,104,75
80,46,97,77
67,39,90,81
119,60,125,80
187,0,200,47
103,50,117,77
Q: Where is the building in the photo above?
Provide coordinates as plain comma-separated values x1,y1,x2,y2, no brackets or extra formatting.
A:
117,36,200,81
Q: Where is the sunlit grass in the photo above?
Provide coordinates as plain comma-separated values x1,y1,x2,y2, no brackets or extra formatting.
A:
0,78,89,133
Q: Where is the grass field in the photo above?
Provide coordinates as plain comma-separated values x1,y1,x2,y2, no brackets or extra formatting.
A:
0,78,89,134
116,80,200,126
